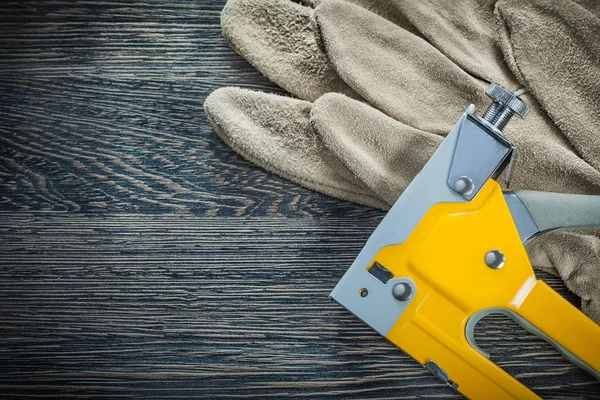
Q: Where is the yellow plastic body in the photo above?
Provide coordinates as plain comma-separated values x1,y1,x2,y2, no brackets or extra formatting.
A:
372,180,600,399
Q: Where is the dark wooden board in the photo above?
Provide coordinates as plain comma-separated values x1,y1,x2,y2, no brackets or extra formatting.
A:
0,214,599,399
0,0,378,218
0,0,598,398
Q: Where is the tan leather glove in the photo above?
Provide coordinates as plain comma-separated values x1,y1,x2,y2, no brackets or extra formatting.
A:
204,0,600,322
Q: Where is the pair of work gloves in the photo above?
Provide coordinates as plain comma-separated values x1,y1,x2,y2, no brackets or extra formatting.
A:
205,0,600,322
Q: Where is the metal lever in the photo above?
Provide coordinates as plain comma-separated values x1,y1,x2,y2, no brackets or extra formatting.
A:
505,190,600,244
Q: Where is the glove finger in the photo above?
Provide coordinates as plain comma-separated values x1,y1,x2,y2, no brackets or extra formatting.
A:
311,93,442,206
307,0,421,35
505,95,600,195
310,0,600,195
496,0,600,172
527,231,600,324
314,0,489,135
221,0,359,102
204,87,388,209
387,0,515,86
572,0,600,15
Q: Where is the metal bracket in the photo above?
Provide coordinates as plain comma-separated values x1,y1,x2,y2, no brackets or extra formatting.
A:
329,270,417,336
447,114,514,200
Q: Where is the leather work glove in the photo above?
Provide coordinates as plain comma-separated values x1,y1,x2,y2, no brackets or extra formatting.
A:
204,0,600,322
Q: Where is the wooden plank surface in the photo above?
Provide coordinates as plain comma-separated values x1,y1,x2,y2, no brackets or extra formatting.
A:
0,214,599,399
0,0,377,218
0,1,598,399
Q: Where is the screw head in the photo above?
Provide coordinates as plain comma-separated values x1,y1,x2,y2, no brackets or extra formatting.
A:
485,83,530,119
485,250,505,269
392,282,413,301
454,176,474,197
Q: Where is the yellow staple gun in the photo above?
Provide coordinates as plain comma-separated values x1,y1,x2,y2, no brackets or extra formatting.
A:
330,84,600,399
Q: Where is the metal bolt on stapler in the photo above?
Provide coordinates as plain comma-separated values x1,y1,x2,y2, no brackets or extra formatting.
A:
330,84,600,399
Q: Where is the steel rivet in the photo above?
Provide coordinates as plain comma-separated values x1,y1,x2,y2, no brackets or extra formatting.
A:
392,282,413,301
485,250,505,269
454,176,474,196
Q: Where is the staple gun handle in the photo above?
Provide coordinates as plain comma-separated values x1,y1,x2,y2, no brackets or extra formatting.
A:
513,279,600,377
385,181,600,399
466,279,600,381
405,279,600,399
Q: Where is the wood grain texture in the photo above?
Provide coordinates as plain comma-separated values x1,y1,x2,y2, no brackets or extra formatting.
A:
0,0,598,399
0,214,599,399
0,0,379,218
